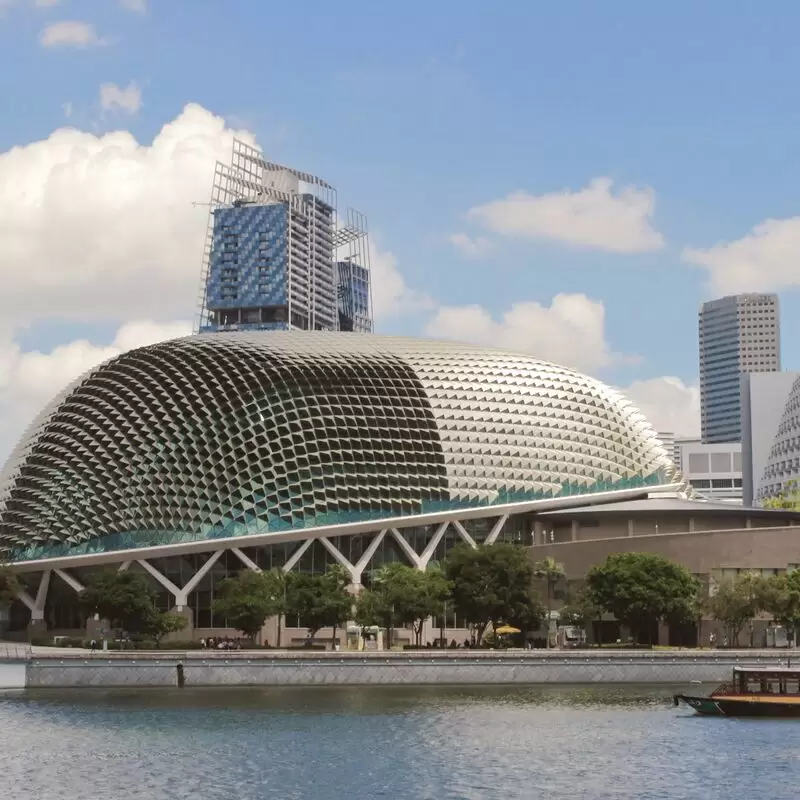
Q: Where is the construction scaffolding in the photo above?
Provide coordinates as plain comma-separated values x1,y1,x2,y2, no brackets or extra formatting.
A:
193,139,371,334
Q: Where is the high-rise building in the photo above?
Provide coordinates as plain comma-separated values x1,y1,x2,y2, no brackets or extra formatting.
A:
699,293,780,444
336,259,372,333
740,372,799,506
197,139,372,334
656,431,678,467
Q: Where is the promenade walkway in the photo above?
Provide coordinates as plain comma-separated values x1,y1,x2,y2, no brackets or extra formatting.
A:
0,642,31,661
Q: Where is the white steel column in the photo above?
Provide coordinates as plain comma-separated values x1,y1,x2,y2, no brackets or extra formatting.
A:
137,555,223,609
54,568,84,594
32,570,52,621
16,590,36,614
318,537,356,582
137,559,183,609
351,529,387,585
231,548,261,572
451,520,477,549
419,522,449,569
484,515,509,545
283,538,314,572
388,529,422,570
177,550,223,605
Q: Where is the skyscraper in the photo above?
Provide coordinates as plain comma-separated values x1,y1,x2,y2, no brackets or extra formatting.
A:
336,259,372,333
197,139,372,334
699,293,780,444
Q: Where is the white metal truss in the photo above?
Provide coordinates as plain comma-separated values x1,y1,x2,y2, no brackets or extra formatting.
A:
12,519,467,613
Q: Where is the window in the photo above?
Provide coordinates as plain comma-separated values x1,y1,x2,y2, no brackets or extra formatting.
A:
710,452,732,473
688,453,710,473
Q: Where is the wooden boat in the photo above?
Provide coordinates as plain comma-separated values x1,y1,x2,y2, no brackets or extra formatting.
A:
674,667,800,717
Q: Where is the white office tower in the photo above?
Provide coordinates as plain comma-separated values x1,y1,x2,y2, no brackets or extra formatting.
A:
699,294,780,444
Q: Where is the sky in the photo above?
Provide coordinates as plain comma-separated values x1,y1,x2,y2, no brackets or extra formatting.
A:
2,0,800,459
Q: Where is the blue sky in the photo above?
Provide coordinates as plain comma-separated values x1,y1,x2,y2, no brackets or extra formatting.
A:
2,0,800,445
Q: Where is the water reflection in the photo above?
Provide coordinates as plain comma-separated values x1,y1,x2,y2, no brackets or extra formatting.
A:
1,685,798,800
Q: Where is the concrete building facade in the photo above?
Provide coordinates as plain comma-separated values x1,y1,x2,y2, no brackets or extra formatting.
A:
531,498,800,646
674,439,742,503
741,371,800,505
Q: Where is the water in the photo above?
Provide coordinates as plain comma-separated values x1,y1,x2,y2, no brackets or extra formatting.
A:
1,684,800,799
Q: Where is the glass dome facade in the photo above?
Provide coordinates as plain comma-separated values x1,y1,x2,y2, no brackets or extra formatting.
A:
0,333,677,562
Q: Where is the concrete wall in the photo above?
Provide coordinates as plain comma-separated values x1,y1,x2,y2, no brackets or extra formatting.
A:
532,525,800,578
23,650,798,688
0,661,27,689
549,514,794,544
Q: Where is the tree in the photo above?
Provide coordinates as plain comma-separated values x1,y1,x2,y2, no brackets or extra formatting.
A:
415,566,452,646
558,587,601,630
354,584,398,647
762,480,800,510
444,542,543,643
0,564,21,607
585,553,699,644
212,569,285,642
533,556,566,648
285,566,353,646
760,572,800,646
353,564,425,648
79,570,158,635
148,612,188,648
707,572,768,647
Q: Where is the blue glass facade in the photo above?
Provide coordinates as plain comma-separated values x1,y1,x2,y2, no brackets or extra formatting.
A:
202,204,289,332
336,261,371,332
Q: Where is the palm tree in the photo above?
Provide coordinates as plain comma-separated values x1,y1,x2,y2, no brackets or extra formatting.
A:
534,557,565,648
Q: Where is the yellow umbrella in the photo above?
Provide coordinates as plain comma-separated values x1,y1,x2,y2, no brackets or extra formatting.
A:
495,624,521,635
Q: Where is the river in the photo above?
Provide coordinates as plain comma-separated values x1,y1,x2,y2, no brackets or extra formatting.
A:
1,685,799,799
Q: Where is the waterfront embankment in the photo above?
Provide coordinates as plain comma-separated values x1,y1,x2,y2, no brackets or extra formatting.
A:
1,647,797,689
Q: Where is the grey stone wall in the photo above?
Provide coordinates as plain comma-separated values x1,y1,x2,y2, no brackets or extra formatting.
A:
0,661,26,689
24,650,799,688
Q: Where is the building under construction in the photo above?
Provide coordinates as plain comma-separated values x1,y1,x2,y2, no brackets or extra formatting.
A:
196,139,372,334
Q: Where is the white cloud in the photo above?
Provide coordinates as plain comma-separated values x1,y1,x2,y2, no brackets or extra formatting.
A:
100,81,142,114
0,319,190,459
683,216,800,295
369,241,433,322
0,103,256,326
467,177,664,254
621,376,700,438
119,0,146,11
424,293,624,374
448,232,493,258
39,20,104,47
